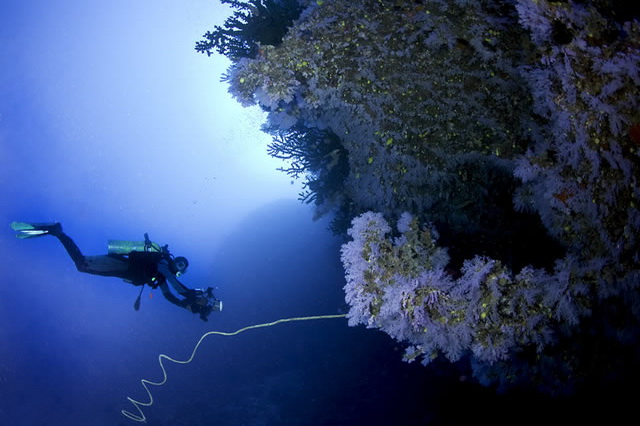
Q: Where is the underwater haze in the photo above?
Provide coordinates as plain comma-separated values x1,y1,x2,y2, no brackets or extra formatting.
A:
0,1,440,425
1,1,638,426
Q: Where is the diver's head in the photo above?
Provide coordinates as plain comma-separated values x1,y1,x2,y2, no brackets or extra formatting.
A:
173,256,189,276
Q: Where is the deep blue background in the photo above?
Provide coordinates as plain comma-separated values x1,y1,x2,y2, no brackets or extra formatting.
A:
0,2,448,423
0,1,633,425
0,198,466,426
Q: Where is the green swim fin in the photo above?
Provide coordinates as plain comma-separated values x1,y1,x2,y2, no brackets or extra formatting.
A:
11,221,60,239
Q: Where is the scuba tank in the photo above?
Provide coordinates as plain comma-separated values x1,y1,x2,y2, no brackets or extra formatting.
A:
110,233,167,311
107,233,162,254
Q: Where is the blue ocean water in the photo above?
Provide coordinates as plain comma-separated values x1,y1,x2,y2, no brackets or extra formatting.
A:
2,1,637,425
2,200,627,426
0,201,447,426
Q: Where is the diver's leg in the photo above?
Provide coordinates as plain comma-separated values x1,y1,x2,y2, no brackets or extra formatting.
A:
11,221,62,239
47,228,129,277
12,222,130,277
48,229,131,276
81,255,130,277
11,222,88,270
49,230,92,272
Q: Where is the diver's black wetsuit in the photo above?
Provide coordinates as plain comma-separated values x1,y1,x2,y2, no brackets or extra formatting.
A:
49,229,214,320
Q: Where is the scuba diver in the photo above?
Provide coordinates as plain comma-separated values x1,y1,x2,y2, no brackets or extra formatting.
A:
10,221,222,321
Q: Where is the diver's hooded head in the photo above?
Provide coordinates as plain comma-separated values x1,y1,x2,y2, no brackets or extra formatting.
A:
173,256,189,276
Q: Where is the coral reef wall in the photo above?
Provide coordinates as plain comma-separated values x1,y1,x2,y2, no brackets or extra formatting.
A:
225,0,538,226
215,0,639,393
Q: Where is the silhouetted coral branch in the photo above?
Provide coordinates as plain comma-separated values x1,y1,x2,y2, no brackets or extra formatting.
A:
195,0,303,61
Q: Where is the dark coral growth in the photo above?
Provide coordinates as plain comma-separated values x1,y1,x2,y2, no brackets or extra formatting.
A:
195,0,303,61
205,0,640,396
265,123,349,207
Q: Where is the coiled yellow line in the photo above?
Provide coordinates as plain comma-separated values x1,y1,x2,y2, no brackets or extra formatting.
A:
121,314,347,422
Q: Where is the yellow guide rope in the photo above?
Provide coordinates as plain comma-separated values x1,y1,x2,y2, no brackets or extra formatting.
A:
121,314,347,422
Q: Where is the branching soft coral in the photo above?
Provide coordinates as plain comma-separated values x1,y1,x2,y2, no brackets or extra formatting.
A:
195,0,304,61
211,0,640,394
514,0,640,299
264,123,349,205
341,212,598,392
222,0,538,224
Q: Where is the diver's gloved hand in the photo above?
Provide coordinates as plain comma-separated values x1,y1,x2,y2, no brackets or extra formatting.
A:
185,297,213,322
197,304,213,322
184,287,221,321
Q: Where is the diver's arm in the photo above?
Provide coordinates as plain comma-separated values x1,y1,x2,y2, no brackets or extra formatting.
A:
156,262,218,321
158,281,212,321
157,262,190,296
158,282,188,308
